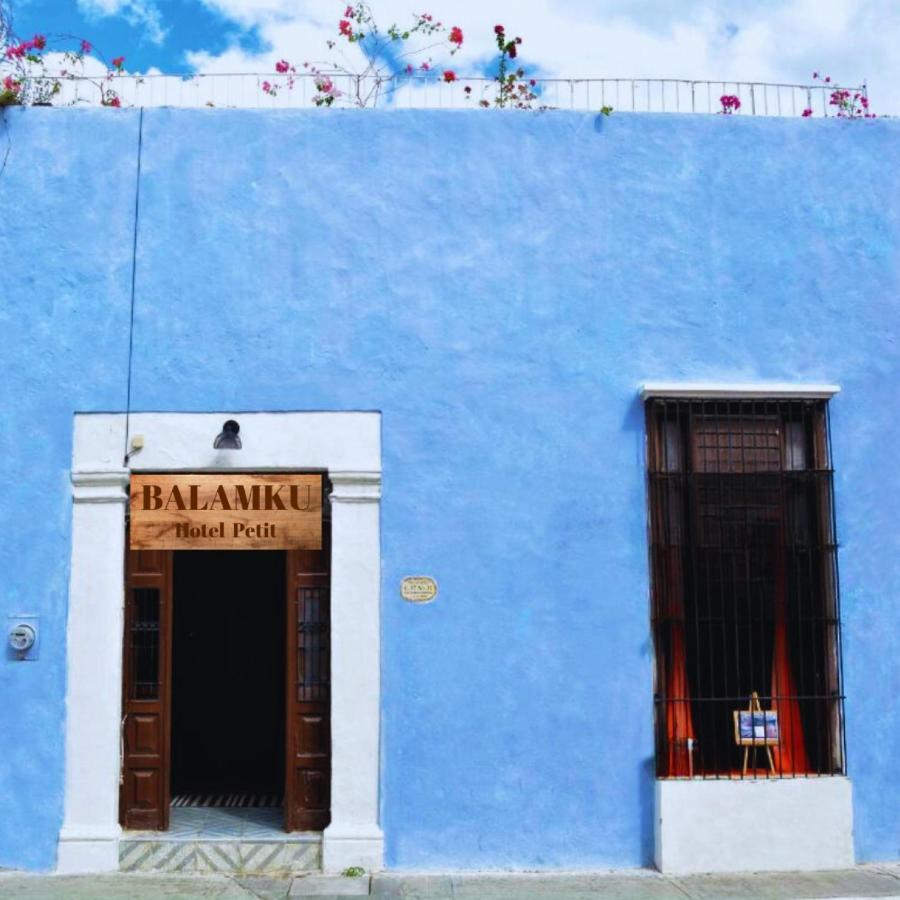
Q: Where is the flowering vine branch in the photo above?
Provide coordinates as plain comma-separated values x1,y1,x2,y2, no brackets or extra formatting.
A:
264,3,463,108
0,4,128,110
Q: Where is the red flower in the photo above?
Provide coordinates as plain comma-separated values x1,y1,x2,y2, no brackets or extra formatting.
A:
494,24,504,34
275,59,290,73
338,19,352,36
33,34,47,50
801,108,813,117
449,26,463,46
107,96,121,107
442,69,456,82
2,75,21,93
111,56,125,69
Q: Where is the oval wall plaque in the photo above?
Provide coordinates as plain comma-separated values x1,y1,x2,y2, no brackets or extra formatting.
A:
401,576,438,603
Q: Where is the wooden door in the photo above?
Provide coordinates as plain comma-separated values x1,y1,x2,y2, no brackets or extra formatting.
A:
120,548,172,830
284,498,331,831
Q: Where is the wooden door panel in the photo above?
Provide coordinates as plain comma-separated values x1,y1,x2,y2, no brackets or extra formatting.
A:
128,713,161,756
120,544,172,831
284,490,332,832
295,712,329,756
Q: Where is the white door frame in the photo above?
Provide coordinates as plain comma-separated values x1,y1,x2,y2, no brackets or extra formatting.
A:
57,412,383,874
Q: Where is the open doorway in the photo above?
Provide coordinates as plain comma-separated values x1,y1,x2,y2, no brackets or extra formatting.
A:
171,550,286,807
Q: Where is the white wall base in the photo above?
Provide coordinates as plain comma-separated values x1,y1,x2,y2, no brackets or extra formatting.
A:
322,825,384,873
56,828,121,874
655,777,854,874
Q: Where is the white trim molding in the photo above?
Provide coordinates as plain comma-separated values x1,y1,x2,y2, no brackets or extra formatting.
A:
655,777,854,874
58,412,383,874
640,382,841,401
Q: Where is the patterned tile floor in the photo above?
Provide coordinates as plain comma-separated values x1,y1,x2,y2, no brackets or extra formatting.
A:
120,807,322,873
129,806,291,841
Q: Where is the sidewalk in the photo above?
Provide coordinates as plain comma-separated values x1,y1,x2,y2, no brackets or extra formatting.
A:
0,865,899,899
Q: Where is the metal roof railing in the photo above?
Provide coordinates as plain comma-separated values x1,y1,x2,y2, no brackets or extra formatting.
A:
12,73,868,116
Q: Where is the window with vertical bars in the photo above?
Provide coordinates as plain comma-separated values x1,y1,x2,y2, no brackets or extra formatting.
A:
297,586,330,702
129,587,160,700
646,398,845,778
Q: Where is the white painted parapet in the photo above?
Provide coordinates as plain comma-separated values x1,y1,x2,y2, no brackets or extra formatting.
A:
655,777,854,874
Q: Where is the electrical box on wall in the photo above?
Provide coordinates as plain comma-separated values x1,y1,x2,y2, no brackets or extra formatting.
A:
7,615,39,660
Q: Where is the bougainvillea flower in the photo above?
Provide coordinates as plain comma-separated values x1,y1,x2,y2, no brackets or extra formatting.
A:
80,40,92,53
449,26,463,46
442,70,456,82
802,108,813,117
275,59,290,73
339,19,352,36
111,56,125,69
494,25,504,34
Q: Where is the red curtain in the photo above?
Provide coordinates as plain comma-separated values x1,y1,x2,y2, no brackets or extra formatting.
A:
769,551,809,775
663,546,695,777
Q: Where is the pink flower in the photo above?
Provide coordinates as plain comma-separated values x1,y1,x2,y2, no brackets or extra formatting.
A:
529,79,536,87
719,94,741,114
33,34,47,50
275,59,290,73
405,64,413,74
111,55,125,69
442,69,456,82
80,39,92,53
449,26,463,46
420,61,430,71
494,24,504,34
824,76,831,83
802,108,813,117
261,80,273,93
2,75,21,93
344,4,353,15
339,19,352,37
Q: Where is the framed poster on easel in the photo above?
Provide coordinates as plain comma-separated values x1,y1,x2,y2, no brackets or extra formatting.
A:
733,692,779,775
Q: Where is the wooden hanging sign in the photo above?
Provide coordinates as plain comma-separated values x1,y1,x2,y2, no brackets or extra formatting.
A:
130,474,322,550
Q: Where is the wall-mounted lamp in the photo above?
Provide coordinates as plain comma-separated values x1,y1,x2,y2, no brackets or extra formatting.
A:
213,419,242,450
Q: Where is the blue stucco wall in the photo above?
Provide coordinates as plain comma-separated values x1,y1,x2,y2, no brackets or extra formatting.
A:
0,108,898,872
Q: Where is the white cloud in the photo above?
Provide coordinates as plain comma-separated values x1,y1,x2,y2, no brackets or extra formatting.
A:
77,0,168,45
182,0,897,112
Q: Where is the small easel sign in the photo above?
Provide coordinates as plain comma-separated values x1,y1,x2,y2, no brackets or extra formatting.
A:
733,692,779,776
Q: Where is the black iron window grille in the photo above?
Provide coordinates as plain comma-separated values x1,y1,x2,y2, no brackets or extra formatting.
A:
646,398,845,778
129,586,160,700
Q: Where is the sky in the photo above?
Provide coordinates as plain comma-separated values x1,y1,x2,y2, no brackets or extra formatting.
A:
5,0,898,113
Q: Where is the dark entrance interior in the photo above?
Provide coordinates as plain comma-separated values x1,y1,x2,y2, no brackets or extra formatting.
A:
171,550,286,802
